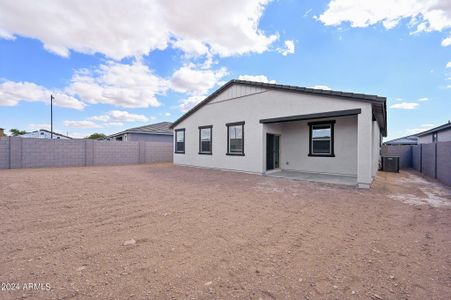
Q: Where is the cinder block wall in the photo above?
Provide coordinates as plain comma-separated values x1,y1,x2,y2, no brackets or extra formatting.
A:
0,138,9,169
412,145,421,172
381,145,412,168
0,137,173,169
384,142,450,186
421,143,436,179
437,141,451,186
144,141,173,162
93,141,140,165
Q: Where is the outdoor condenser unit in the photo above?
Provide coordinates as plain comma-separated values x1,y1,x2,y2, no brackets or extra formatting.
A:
382,156,400,173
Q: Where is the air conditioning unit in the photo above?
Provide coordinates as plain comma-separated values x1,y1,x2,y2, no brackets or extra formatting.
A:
382,156,399,173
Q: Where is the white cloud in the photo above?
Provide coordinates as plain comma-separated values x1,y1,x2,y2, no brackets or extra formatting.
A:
442,36,451,46
179,95,205,113
172,39,209,57
447,61,451,68
277,40,295,56
406,123,435,134
418,97,429,101
104,122,124,127
0,81,85,109
63,120,101,128
0,0,277,60
390,102,420,109
311,85,332,90
238,75,276,83
318,0,451,33
89,110,149,123
171,64,228,95
28,123,51,131
164,112,171,117
66,110,147,130
67,60,168,108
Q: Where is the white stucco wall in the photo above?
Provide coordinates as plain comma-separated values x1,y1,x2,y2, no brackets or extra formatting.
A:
277,116,357,176
173,84,377,185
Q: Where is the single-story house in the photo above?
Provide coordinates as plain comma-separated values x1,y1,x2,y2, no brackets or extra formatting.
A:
170,80,387,188
416,121,451,144
384,135,418,145
20,129,72,139
106,122,173,143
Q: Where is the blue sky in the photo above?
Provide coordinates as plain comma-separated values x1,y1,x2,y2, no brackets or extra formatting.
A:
0,0,450,139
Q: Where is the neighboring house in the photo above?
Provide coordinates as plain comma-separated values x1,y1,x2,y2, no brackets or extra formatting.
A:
106,122,173,143
416,121,451,144
0,128,5,137
20,129,72,139
384,135,418,145
170,80,387,188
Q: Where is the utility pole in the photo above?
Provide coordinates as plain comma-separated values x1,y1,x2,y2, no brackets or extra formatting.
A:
50,94,54,139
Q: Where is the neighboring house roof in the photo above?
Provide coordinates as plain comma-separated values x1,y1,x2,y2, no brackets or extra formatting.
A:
107,121,173,138
383,135,418,145
170,79,387,136
415,121,451,137
21,129,73,139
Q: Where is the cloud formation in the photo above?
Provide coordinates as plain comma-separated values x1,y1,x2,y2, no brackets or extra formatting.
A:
0,81,85,109
67,60,168,108
277,40,295,56
89,110,149,123
171,64,228,95
311,85,332,90
390,102,420,109
0,0,277,60
238,75,276,83
318,0,451,33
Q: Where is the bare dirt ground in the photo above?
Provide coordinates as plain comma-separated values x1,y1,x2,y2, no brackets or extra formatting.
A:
0,163,450,300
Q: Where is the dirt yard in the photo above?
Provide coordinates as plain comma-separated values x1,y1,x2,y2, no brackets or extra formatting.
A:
0,164,450,300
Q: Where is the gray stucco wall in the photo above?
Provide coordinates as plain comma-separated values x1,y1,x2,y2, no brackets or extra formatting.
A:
0,137,172,169
381,145,412,169
418,128,451,144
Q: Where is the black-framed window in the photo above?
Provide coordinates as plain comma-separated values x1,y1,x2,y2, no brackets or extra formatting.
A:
175,129,185,153
199,125,212,154
308,121,335,157
226,122,245,156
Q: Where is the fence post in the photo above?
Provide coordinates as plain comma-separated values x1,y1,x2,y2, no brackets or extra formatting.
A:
434,142,438,179
419,144,423,173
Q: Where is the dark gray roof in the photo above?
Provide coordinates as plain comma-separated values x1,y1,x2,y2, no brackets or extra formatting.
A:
260,109,362,124
383,135,418,145
416,121,451,137
170,79,387,136
107,121,173,138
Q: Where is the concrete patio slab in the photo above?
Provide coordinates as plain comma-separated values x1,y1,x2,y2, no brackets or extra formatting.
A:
266,169,357,186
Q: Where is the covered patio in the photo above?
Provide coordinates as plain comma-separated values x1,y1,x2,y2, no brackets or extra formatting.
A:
260,108,380,188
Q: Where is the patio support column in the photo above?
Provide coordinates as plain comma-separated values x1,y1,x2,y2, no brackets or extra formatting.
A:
357,105,373,188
